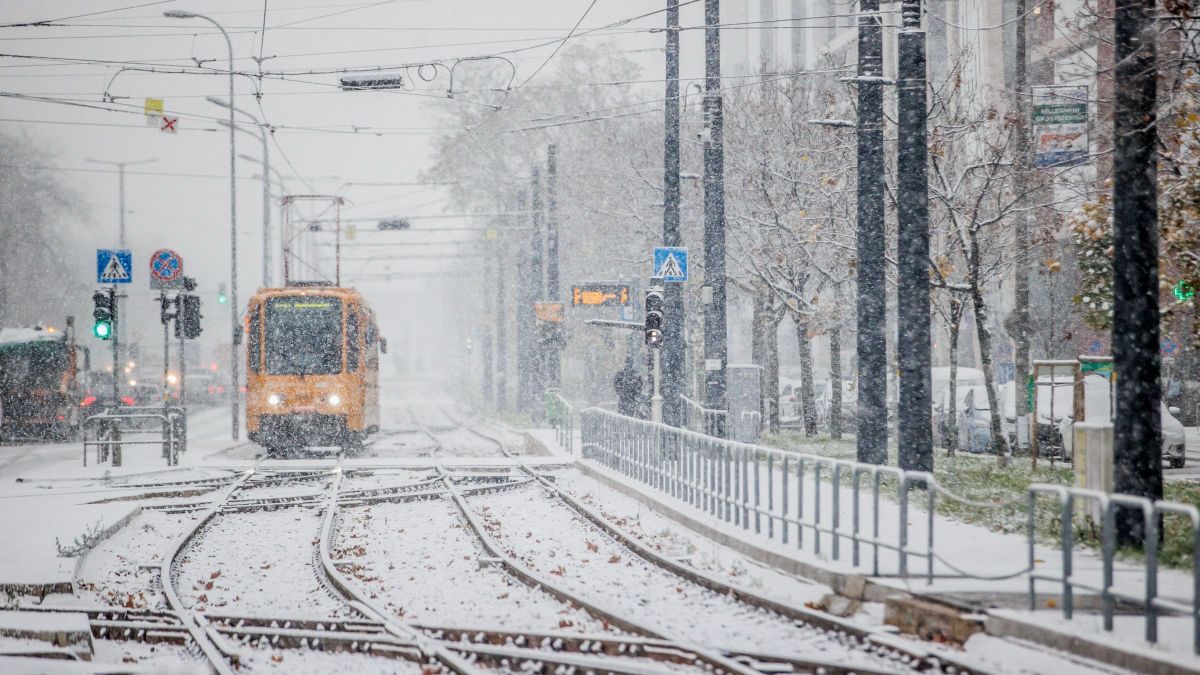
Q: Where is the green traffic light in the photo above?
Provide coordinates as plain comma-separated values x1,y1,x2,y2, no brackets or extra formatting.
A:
93,320,112,340
218,293,228,304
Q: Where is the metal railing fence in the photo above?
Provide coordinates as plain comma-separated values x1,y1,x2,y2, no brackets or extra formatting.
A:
580,407,1200,654
1028,485,1199,653
545,389,575,455
680,394,726,437
83,405,187,467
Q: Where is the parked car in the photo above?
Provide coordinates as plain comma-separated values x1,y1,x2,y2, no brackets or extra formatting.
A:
934,384,994,453
815,380,855,430
778,377,813,422
1058,373,1188,468
997,375,1073,456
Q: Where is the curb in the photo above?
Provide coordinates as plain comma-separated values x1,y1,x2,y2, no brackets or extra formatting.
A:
984,611,1199,675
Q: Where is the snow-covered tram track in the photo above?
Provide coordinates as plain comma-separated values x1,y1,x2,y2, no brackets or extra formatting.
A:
442,412,998,675
407,410,782,675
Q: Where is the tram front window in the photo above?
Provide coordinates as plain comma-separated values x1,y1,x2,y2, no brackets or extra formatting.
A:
265,298,343,375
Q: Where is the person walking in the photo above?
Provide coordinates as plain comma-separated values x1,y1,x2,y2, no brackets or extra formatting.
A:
614,356,643,417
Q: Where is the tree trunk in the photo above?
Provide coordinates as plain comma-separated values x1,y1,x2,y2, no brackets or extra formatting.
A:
751,292,769,433
794,317,818,437
829,326,842,439
946,319,960,456
969,284,1010,464
766,310,783,433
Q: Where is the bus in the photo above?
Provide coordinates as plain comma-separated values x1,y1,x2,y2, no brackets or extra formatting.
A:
0,324,88,441
245,284,383,455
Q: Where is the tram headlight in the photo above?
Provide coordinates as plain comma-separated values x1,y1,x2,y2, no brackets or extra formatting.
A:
328,394,341,407
267,393,282,406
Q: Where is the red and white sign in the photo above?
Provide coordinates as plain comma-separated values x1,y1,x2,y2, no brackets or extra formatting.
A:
160,116,178,133
150,248,184,290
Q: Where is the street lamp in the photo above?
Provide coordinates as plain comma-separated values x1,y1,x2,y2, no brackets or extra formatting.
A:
84,158,157,247
165,9,240,441
209,96,273,289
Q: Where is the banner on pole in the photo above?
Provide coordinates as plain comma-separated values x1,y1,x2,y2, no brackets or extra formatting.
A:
1032,85,1089,168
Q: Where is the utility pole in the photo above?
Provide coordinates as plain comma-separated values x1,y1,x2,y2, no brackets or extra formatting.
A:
1011,0,1032,459
896,0,933,473
856,0,888,465
495,231,508,409
85,158,157,249
544,145,562,390
482,254,494,401
530,167,545,421
515,188,535,415
702,0,729,436
662,0,685,427
1112,0,1161,543
85,157,156,363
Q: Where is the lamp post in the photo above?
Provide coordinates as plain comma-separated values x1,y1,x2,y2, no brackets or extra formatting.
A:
86,157,156,367
209,97,272,289
164,9,239,441
84,157,157,248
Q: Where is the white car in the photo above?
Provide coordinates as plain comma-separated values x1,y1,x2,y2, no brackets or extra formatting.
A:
1057,374,1187,468
935,384,993,453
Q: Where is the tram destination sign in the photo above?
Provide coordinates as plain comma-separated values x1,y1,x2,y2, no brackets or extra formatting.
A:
571,282,631,307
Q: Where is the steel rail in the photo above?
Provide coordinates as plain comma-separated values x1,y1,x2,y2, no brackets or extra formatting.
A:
158,468,258,675
313,466,481,674
416,409,763,675
454,412,990,675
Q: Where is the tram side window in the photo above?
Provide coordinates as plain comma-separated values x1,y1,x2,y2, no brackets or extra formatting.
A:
265,297,342,375
248,305,261,373
346,310,360,372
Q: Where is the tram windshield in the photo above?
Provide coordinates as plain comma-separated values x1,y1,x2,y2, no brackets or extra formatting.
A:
264,297,343,375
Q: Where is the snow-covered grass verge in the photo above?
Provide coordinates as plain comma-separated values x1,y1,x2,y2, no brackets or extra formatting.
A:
764,432,1200,570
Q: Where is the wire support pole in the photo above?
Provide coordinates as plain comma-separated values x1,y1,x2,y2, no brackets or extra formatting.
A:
896,0,932,473
702,0,728,436
662,0,685,428
856,0,888,465
1112,0,1162,543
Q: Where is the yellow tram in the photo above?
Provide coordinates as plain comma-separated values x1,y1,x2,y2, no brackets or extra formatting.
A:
245,284,382,455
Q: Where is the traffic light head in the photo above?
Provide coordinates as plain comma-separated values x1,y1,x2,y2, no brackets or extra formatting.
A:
92,290,114,340
181,294,203,339
217,283,228,305
644,287,665,348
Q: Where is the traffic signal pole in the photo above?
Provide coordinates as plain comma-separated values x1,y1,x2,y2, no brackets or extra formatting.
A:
1112,0,1162,543
702,0,728,435
110,288,119,406
856,0,888,465
896,0,933,474
661,0,684,428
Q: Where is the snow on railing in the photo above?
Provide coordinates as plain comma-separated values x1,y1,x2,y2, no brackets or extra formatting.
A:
1028,484,1200,654
544,389,574,455
680,394,726,437
580,407,1200,654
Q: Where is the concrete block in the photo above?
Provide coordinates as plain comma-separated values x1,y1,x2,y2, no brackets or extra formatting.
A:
821,593,861,618
841,574,868,600
884,597,984,645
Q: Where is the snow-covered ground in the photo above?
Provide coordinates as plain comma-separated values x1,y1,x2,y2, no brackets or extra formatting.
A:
0,379,1175,673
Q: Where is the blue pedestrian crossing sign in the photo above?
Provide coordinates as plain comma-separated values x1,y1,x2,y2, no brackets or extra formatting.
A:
96,249,133,284
653,246,688,283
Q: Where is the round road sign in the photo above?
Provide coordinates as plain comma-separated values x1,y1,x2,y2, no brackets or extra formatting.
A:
150,248,183,282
